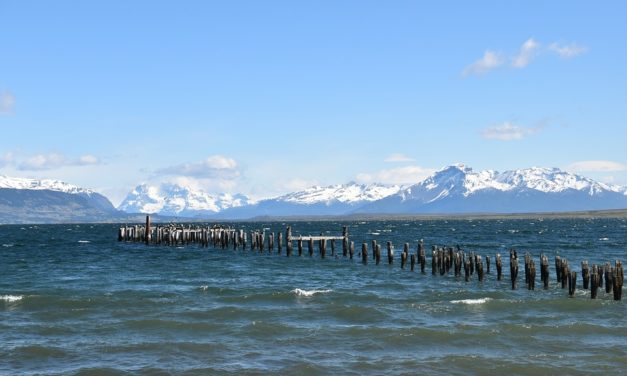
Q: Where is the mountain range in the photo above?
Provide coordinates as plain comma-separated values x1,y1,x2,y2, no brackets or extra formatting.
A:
1,165,627,223
0,175,117,223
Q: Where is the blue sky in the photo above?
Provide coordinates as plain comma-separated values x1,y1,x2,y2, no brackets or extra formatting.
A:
1,1,626,204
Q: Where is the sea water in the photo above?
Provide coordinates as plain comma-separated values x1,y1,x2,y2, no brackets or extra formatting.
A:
1,219,626,375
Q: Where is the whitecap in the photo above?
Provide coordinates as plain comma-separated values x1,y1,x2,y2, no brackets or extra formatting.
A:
599,237,609,241
1,295,24,302
2,244,13,247
291,288,332,297
78,240,90,243
199,285,209,291
451,298,492,305
369,232,381,236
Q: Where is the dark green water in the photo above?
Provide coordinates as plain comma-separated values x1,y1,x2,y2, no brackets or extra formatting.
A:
1,219,626,375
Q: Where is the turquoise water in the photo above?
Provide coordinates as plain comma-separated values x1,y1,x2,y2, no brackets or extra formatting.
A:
1,219,626,375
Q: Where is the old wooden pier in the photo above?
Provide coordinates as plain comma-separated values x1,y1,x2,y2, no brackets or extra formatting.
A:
118,216,624,301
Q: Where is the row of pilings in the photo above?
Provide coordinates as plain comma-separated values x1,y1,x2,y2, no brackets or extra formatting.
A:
117,217,624,301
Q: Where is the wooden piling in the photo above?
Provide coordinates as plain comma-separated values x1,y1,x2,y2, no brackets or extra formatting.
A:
375,244,381,265
510,251,518,290
604,263,613,294
541,254,549,289
342,226,348,257
581,261,590,289
362,243,368,265
145,215,151,245
591,264,600,299
568,271,577,297
387,241,394,265
613,260,623,300
349,241,355,260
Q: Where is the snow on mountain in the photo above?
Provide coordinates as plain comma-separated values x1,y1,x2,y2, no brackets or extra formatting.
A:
214,182,402,219
0,175,94,195
358,164,627,214
0,175,118,223
278,182,401,205
118,183,252,217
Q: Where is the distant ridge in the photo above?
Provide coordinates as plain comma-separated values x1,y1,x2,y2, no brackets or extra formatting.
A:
356,165,627,214
116,165,627,218
0,175,118,223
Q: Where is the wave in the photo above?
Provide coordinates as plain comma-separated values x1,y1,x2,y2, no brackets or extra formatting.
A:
1,295,24,302
291,288,332,297
451,298,492,305
78,240,91,243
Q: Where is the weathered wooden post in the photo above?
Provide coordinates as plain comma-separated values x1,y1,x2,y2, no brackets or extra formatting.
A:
555,256,562,283
410,254,416,272
464,257,470,282
510,251,519,290
372,240,377,261
604,263,613,294
528,259,536,290
431,247,437,275
540,254,549,289
118,227,124,242
387,241,394,265
145,215,151,245
401,250,407,270
485,255,490,274
286,226,292,256
269,232,275,252
560,258,569,289
298,238,303,257
613,260,623,300
524,253,531,286
342,226,348,257
349,241,355,260
277,232,283,255
308,238,314,257
591,264,600,299
496,253,502,281
419,241,426,273
477,256,484,282
330,239,335,256
362,243,368,265
581,261,590,289
568,271,577,297
375,244,381,265
320,238,327,259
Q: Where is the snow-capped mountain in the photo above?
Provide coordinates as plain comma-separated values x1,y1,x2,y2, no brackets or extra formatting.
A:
215,182,401,218
278,182,401,205
118,183,252,217
0,175,95,194
0,175,117,223
357,164,627,214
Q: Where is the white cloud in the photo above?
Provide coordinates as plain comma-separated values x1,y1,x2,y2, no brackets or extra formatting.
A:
384,153,415,163
462,50,505,76
0,91,15,114
17,153,103,170
511,38,541,68
481,122,541,141
566,160,627,173
548,43,588,58
464,38,586,75
356,165,435,185
77,154,100,165
156,155,240,179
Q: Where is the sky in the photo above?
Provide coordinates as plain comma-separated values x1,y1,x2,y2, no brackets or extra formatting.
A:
1,1,626,205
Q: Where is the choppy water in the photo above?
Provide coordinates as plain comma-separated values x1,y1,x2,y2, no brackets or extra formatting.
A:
1,218,626,375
